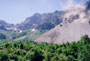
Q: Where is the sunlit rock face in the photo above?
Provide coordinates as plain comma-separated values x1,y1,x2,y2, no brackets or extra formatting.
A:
35,2,90,44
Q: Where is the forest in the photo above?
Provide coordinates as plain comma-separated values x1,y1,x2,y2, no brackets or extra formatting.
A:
0,35,90,61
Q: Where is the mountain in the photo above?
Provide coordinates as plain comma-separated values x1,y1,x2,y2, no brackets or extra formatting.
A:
86,0,90,11
16,11,65,30
0,1,90,44
35,1,90,44
16,1,90,31
0,20,14,31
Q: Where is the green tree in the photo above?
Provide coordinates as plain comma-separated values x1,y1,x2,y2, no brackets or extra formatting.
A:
0,50,9,61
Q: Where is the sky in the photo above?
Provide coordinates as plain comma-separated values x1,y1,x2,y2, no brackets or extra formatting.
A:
0,0,89,24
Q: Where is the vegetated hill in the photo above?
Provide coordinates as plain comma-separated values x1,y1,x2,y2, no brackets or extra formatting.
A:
25,30,47,40
35,1,90,44
0,29,27,43
12,29,48,42
0,10,65,42
0,30,13,43
16,11,65,30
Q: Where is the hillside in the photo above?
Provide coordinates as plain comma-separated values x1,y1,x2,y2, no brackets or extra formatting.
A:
0,1,90,44
35,2,90,44
0,20,14,31
16,11,65,30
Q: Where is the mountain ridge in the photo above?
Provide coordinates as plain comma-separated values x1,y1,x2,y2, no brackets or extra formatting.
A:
16,10,65,30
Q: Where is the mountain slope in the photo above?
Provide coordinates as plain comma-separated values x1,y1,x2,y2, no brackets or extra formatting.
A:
0,20,14,30
16,11,65,30
35,2,90,44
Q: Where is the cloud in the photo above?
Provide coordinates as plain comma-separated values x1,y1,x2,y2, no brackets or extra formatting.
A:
60,0,84,10
39,0,88,11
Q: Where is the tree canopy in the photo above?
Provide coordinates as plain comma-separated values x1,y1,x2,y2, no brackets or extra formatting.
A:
0,35,90,61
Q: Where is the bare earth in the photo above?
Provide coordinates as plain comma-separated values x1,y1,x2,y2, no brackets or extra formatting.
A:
35,5,90,44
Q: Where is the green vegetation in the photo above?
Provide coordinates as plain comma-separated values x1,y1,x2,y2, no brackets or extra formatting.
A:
0,29,47,44
0,35,90,61
26,30,47,40
0,30,11,43
0,33,6,39
12,32,27,39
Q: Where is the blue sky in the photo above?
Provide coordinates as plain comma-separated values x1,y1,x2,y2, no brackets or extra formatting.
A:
0,0,89,24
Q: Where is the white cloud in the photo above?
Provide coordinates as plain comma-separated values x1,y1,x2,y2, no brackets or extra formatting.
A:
60,0,83,10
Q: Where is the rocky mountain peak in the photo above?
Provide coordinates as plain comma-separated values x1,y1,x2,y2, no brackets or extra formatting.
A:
33,13,41,16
